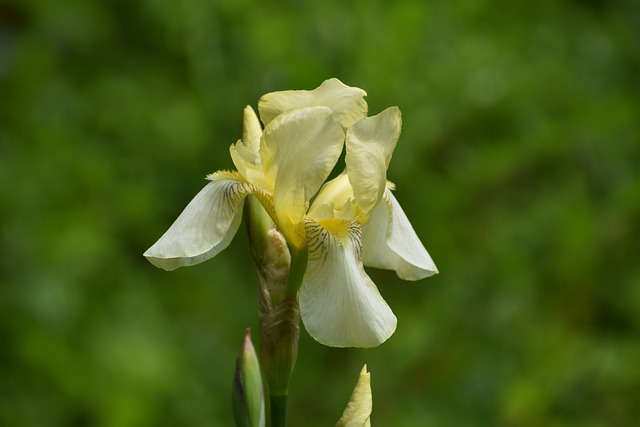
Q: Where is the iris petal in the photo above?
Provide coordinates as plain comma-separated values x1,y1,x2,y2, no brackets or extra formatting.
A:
241,105,262,158
231,105,262,167
258,78,368,129
230,144,270,193
299,218,397,348
345,107,402,216
308,173,356,220
144,172,257,271
260,107,344,248
230,106,271,192
362,189,438,280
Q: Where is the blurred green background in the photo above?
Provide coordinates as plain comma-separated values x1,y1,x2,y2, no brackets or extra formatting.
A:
1,0,639,425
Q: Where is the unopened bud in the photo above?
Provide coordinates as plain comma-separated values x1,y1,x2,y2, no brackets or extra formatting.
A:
232,329,265,427
244,196,291,306
244,195,302,424
336,365,372,427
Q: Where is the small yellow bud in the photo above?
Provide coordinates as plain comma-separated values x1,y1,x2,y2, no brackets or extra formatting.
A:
336,365,372,427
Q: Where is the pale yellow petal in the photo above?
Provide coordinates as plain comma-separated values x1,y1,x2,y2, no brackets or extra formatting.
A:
300,218,397,348
308,173,357,220
229,106,272,192
144,172,255,271
362,189,438,280
231,106,262,168
258,78,368,129
242,105,262,157
260,106,344,247
336,365,372,427
345,107,402,216
230,144,270,194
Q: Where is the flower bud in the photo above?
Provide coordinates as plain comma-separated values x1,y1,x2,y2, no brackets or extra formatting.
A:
244,195,301,425
245,196,291,306
232,329,265,427
336,365,372,427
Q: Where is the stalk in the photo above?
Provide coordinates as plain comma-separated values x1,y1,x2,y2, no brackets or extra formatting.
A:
245,196,305,427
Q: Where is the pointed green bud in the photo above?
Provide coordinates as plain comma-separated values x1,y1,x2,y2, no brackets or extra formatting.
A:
232,329,266,427
336,365,372,427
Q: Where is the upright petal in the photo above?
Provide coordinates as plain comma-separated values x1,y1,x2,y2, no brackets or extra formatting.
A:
258,78,368,129
345,107,402,216
144,171,257,271
308,173,357,221
230,144,270,193
230,106,271,192
242,105,263,157
362,189,438,280
300,218,397,348
230,105,262,166
260,107,344,248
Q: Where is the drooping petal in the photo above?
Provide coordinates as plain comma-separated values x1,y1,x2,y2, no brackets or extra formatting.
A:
144,171,257,271
300,218,397,348
345,107,402,216
335,365,372,427
258,78,368,129
362,189,438,280
260,106,344,248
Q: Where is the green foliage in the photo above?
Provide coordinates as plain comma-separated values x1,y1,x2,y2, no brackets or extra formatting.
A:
1,0,639,425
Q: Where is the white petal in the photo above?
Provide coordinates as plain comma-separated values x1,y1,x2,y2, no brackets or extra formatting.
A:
258,78,368,129
346,107,402,216
362,189,438,280
260,106,344,247
144,172,254,271
300,218,397,348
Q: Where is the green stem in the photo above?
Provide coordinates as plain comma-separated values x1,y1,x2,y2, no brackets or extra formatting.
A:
269,394,288,427
244,196,307,427
286,245,308,297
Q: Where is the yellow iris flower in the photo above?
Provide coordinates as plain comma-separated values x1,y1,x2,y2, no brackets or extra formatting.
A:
144,79,437,348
